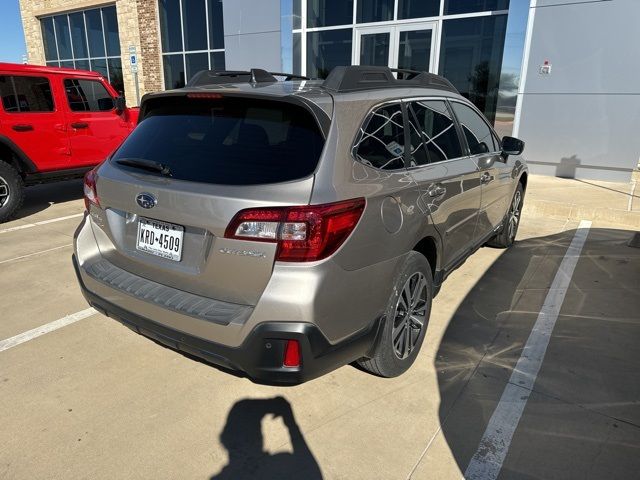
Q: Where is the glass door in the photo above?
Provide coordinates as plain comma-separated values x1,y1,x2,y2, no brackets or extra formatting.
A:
354,22,438,73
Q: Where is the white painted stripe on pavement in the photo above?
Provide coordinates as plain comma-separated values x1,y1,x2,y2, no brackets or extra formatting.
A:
464,220,592,480
0,213,83,234
0,243,72,265
0,308,97,353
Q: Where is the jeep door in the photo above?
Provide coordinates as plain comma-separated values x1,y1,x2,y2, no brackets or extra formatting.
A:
0,74,71,170
449,101,513,242
404,99,481,269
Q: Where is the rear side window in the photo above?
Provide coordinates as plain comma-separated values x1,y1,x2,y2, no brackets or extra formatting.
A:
408,100,463,165
112,96,325,185
64,79,114,111
0,75,54,113
450,102,499,155
353,103,405,170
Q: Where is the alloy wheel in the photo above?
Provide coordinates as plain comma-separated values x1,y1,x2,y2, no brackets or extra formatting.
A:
508,190,522,242
392,272,428,360
0,176,10,208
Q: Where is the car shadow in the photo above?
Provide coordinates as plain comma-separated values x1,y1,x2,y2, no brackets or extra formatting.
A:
210,397,323,479
435,227,640,477
12,179,84,220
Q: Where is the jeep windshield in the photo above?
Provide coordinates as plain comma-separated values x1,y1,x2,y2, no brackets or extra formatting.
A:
111,96,325,185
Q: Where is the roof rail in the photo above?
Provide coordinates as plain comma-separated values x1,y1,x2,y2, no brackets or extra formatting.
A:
186,68,310,87
321,66,458,94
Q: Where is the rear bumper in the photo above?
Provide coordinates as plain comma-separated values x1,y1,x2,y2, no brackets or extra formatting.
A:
73,255,381,384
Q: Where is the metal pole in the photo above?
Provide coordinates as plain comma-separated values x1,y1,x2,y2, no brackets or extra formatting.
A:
134,71,140,106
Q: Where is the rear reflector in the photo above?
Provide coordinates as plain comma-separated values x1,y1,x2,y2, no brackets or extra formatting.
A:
224,198,365,262
283,339,301,368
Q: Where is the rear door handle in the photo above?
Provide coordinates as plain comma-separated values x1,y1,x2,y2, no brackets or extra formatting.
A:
427,184,446,197
480,172,493,184
12,124,33,132
71,122,89,129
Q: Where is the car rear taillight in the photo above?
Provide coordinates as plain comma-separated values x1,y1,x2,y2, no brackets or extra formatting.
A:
83,168,100,210
224,198,365,262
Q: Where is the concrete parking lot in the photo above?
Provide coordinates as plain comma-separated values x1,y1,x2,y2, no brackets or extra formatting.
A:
1,178,639,479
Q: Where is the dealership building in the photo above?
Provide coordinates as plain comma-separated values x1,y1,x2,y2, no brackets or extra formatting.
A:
18,0,640,181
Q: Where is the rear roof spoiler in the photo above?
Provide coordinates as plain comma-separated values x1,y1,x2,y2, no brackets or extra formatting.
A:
186,69,309,87
322,66,458,94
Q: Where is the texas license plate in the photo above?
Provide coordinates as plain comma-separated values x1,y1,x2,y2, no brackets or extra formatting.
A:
136,217,184,261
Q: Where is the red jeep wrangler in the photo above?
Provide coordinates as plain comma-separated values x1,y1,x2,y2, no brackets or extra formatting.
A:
0,63,138,222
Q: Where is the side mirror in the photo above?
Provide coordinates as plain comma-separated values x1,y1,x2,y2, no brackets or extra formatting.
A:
114,96,126,114
501,136,525,156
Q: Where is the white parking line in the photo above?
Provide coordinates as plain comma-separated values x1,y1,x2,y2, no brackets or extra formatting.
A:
0,213,83,234
0,244,72,265
464,220,592,480
0,308,97,353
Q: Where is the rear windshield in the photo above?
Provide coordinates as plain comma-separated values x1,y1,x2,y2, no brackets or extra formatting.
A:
111,96,325,185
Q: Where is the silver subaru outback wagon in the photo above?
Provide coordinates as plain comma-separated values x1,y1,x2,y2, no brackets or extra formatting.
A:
73,66,527,384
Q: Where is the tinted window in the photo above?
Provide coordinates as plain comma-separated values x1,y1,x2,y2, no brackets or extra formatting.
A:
308,0,353,27
163,54,185,89
307,29,352,79
360,33,390,67
398,0,439,19
183,0,207,51
444,0,509,15
398,30,432,72
208,0,225,49
102,6,121,56
409,101,463,165
353,104,405,170
451,102,498,155
69,12,88,59
53,15,72,59
85,9,105,57
0,76,54,113
357,0,393,23
41,17,58,61
107,58,124,93
64,79,114,112
210,52,226,71
112,97,325,185
293,0,302,29
159,0,183,52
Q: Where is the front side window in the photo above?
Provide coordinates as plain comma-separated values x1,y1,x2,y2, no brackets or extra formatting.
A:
408,100,463,165
0,76,54,113
353,104,405,170
451,102,499,155
64,79,114,112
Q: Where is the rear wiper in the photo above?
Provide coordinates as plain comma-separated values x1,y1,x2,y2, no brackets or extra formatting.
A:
115,158,172,176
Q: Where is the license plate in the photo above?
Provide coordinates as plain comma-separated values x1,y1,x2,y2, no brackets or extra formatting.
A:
136,217,184,261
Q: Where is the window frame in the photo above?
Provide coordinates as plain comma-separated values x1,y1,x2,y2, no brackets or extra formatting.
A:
0,74,56,114
405,97,466,168
447,97,503,157
63,77,116,113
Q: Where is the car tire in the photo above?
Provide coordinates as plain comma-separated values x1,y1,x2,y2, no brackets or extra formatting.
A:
358,251,433,378
487,182,524,249
0,160,24,223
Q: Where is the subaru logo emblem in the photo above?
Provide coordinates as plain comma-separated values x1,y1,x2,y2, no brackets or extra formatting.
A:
136,192,157,209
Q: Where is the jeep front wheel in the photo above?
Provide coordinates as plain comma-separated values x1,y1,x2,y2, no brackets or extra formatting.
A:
0,161,25,223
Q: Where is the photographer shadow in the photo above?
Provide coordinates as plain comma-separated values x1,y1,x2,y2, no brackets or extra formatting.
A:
211,397,322,480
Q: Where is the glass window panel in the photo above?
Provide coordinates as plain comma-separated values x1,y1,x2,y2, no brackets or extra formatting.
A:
0,76,54,113
102,7,120,56
208,0,225,49
108,58,124,94
210,51,226,71
46,61,60,68
186,53,209,82
91,58,108,79
53,15,72,60
159,0,183,52
69,12,88,59
64,79,114,112
354,104,405,170
75,59,90,71
164,54,186,89
408,101,463,165
444,0,509,15
360,33,389,67
85,9,105,57
397,30,432,72
357,0,393,23
450,102,498,155
307,29,352,79
41,17,58,61
60,60,75,68
307,0,353,28
439,15,508,122
293,32,301,75
183,0,207,51
293,0,301,29
398,0,440,19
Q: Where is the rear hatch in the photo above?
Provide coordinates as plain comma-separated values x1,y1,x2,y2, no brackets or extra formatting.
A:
89,93,327,306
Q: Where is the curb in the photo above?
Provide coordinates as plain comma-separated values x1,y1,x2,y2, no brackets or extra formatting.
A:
523,199,640,228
